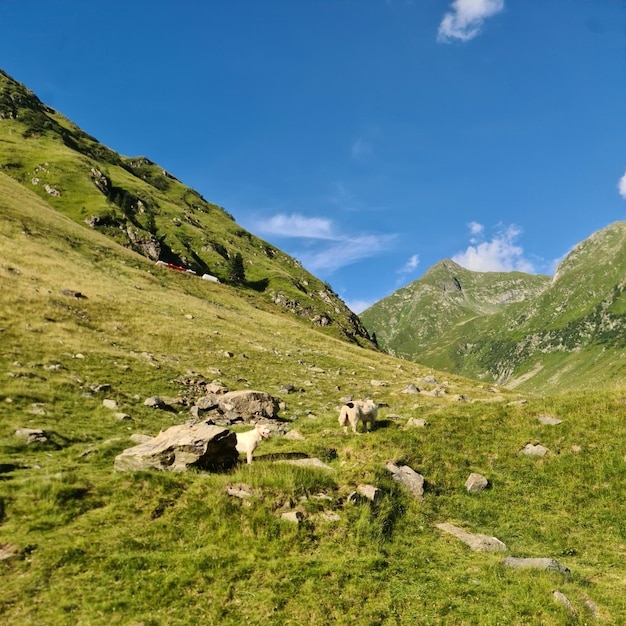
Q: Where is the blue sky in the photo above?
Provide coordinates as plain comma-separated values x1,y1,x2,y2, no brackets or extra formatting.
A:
2,1,626,312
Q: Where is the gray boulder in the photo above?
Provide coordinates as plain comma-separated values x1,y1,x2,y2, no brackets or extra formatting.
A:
465,473,489,494
386,462,425,502
519,443,550,457
436,522,507,552
114,421,237,472
218,390,279,420
357,484,383,503
15,427,49,444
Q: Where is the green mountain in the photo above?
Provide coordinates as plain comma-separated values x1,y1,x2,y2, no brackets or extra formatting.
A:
362,223,626,393
0,68,372,347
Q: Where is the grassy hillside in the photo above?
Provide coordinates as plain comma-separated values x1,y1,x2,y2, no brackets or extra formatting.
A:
362,227,626,395
0,68,372,347
1,173,626,624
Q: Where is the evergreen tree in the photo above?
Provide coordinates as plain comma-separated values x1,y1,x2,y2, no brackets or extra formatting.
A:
228,252,245,283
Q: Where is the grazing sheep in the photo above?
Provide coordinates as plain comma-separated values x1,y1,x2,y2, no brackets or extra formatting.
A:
338,399,378,434
235,424,271,464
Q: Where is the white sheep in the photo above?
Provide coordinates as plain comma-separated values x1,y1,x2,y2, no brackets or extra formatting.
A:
338,399,378,434
235,424,271,464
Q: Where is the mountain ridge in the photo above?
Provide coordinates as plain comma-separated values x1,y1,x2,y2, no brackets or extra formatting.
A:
361,221,626,393
0,68,373,348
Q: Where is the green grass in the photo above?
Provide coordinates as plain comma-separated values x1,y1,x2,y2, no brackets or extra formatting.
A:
1,173,625,624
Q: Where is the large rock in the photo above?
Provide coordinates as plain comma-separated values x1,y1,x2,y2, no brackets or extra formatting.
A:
114,421,237,472
218,390,279,420
436,522,507,552
386,462,425,502
465,472,489,493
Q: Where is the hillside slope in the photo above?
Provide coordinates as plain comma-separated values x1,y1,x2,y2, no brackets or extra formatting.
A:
361,223,626,393
0,68,372,347
2,92,626,625
2,165,626,625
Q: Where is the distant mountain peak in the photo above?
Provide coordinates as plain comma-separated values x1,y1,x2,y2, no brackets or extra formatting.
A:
361,223,626,393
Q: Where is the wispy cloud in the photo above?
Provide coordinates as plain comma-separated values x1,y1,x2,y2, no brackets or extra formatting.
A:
453,223,535,273
468,221,484,241
255,213,338,240
298,233,397,274
254,212,396,274
618,170,626,199
437,0,504,43
397,253,420,275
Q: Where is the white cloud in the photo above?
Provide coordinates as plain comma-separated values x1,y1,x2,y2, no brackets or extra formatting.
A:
437,0,504,43
453,223,535,273
298,233,397,274
397,253,420,275
345,299,374,314
254,212,396,274
255,213,338,240
618,170,626,199
468,221,484,241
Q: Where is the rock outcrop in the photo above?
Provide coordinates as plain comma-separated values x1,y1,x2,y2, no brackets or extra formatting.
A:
114,421,237,472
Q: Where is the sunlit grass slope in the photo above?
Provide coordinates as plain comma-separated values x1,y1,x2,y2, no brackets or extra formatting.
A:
0,68,371,347
1,175,625,624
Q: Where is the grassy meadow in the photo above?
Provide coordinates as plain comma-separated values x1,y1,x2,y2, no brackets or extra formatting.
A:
1,171,626,624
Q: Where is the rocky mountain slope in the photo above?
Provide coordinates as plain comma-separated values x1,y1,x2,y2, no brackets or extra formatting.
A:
0,68,372,347
361,222,626,393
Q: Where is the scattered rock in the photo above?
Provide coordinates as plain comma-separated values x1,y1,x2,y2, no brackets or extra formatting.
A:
406,418,429,428
401,384,420,395
226,486,254,500
519,443,550,457
386,462,425,502
436,522,507,552
283,429,305,441
218,390,279,420
465,473,489,494
501,557,570,575
14,428,49,444
89,383,111,393
144,396,166,409
114,421,237,472
357,484,383,503
279,384,296,394
536,415,563,425
206,382,228,394
61,288,86,299
44,183,61,196
553,591,576,616
103,399,118,410
370,379,388,387
114,412,131,421
281,510,304,524
195,396,219,411
0,543,21,561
